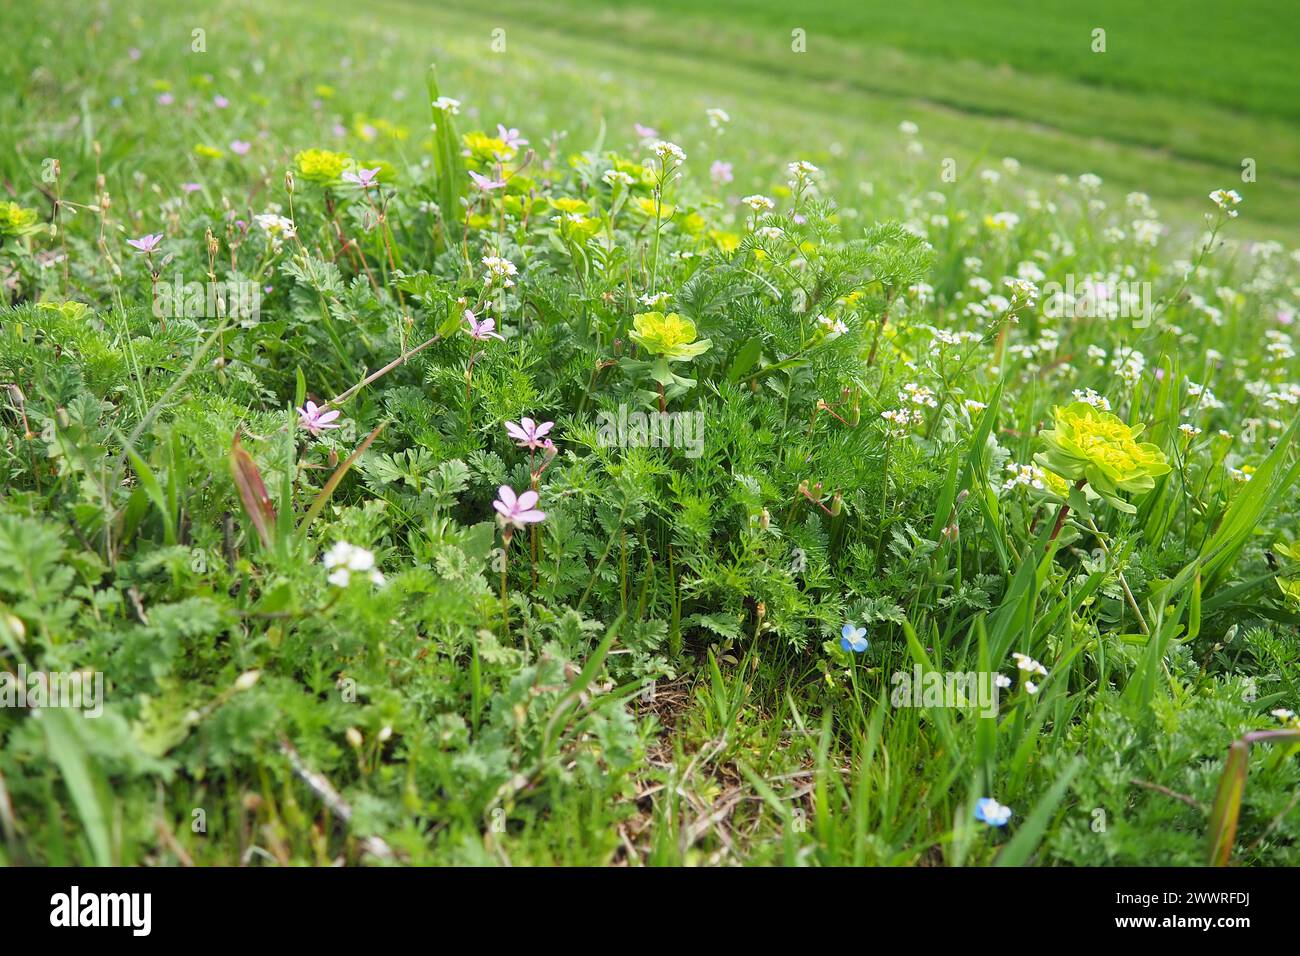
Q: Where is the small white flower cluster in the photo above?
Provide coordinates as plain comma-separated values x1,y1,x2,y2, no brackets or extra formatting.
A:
881,407,924,438
1110,347,1146,385
927,327,980,349
1011,652,1047,694
1265,330,1296,361
817,314,848,336
650,140,686,168
899,382,938,408
431,96,461,115
1001,463,1046,493
481,255,518,287
1185,379,1225,410
1209,189,1243,217
706,108,730,129
254,212,296,246
787,160,818,187
602,169,634,187
1071,388,1111,411
742,194,775,213
1004,276,1039,307
323,541,385,588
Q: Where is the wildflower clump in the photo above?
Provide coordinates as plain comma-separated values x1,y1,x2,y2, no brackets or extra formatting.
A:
0,201,41,241
629,311,711,361
1034,402,1170,511
294,148,351,185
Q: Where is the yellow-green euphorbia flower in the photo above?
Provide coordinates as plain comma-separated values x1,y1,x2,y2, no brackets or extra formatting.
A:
294,148,351,185
630,311,712,361
1034,402,1170,511
0,201,41,239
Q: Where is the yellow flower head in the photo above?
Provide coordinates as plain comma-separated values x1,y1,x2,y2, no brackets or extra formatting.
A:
1035,402,1171,511
0,201,41,239
194,144,224,160
463,131,510,161
294,148,351,185
709,230,740,254
631,196,675,219
630,311,712,362
550,197,591,215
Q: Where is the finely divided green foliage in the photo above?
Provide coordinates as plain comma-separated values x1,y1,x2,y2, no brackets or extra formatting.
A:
0,0,1299,867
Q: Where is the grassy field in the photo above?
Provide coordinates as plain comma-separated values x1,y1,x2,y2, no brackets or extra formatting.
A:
1,0,1299,868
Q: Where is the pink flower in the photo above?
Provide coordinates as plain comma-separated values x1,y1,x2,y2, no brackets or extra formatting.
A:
230,140,251,155
128,48,142,61
181,182,202,194
1278,307,1295,326
469,169,506,192
213,95,230,108
342,166,382,189
496,124,528,150
634,123,658,140
127,233,164,253
710,160,733,185
493,485,546,529
505,417,554,449
156,93,174,106
297,400,341,436
464,309,504,341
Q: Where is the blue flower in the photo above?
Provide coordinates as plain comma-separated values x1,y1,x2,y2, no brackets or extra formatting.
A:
839,623,868,653
974,797,1012,827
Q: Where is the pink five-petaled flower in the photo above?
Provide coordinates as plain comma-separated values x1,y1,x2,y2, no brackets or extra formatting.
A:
464,309,504,341
469,169,506,192
297,400,341,437
127,233,164,254
343,166,382,189
505,417,554,450
493,485,545,530
496,124,528,150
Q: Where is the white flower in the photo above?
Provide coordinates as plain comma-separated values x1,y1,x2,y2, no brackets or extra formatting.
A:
742,194,775,213
898,120,919,136
323,541,385,588
817,314,848,336
481,255,518,287
706,108,730,128
650,140,686,167
432,96,461,115
254,213,296,241
602,169,634,187
1071,388,1111,411
1002,463,1046,493
1209,189,1243,217
787,160,819,178
994,674,1012,689
1011,651,1048,676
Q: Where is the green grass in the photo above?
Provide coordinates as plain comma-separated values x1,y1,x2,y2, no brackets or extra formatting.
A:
1,0,1299,868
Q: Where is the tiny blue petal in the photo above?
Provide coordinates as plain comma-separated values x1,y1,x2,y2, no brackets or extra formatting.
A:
975,797,1011,827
